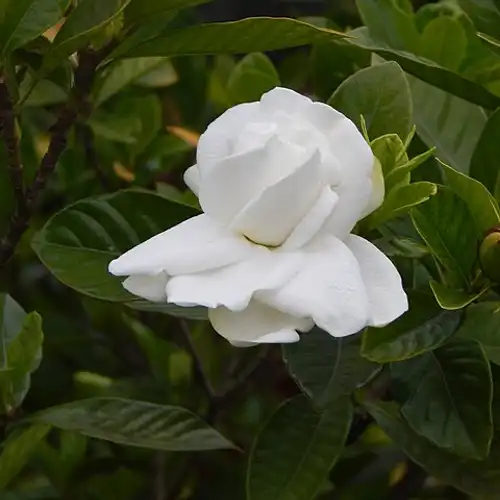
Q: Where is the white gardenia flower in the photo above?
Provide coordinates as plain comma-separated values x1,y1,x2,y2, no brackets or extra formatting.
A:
109,87,408,346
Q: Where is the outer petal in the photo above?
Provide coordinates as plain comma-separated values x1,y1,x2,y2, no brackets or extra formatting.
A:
347,235,408,326
196,102,259,171
167,252,302,311
198,135,311,226
259,87,311,116
257,235,370,337
360,157,385,218
209,300,313,346
122,273,169,302
230,150,324,246
183,165,200,196
108,214,257,277
303,102,374,237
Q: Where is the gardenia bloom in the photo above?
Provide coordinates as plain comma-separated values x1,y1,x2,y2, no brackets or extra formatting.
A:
109,87,408,346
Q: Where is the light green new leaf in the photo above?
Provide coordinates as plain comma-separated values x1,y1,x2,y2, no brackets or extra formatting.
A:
283,329,378,408
385,148,436,190
0,0,63,56
228,53,280,105
441,161,500,232
412,187,479,289
470,107,500,198
247,395,352,500
0,424,51,489
420,16,467,71
361,291,460,363
430,280,489,310
31,397,235,451
371,134,407,177
328,61,412,140
364,181,436,230
0,295,26,364
31,190,203,319
392,340,493,459
457,302,500,365
367,401,500,497
122,17,346,58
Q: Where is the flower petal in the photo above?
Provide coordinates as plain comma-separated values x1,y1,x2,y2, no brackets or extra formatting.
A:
230,150,324,246
183,165,200,196
198,135,311,226
361,157,385,218
304,102,374,237
196,102,259,171
282,186,339,250
257,235,370,337
347,235,408,326
108,214,257,277
260,87,311,116
167,251,302,311
209,300,312,346
122,273,169,302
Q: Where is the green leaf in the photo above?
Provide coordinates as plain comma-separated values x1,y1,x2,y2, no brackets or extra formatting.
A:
124,0,210,25
457,302,500,365
370,133,407,178
420,16,467,71
364,181,436,230
385,148,436,190
31,397,235,451
283,329,378,408
409,76,486,173
227,53,280,105
31,190,202,319
0,0,63,56
391,339,493,459
430,280,490,310
247,395,352,500
441,160,500,233
346,27,500,110
411,187,479,289
458,0,500,40
470,107,500,198
43,0,130,71
366,401,500,497
94,57,175,105
361,291,460,363
0,424,51,489
121,17,345,58
0,295,26,360
355,0,420,52
328,61,412,140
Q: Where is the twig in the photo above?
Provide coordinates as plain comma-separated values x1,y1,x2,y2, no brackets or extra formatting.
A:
178,320,216,399
152,452,167,500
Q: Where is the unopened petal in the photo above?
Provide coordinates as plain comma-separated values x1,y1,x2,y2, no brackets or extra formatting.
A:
108,214,256,277
347,235,408,326
258,235,370,337
260,87,311,116
122,273,169,302
209,300,312,346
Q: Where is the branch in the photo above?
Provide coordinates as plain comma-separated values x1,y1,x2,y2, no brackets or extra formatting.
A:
0,48,108,267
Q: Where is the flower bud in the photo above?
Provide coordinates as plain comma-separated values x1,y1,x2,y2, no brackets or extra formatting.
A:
479,227,500,282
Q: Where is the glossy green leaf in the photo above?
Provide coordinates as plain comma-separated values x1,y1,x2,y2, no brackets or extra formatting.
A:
367,401,500,497
247,395,352,500
0,0,63,56
94,57,176,105
420,16,467,71
392,340,493,458
470,107,500,198
31,190,202,318
361,291,460,363
412,187,479,289
283,329,378,408
328,61,412,140
0,424,51,489
430,280,489,310
122,17,346,58
457,302,500,365
31,397,234,451
43,0,130,71
459,0,500,39
441,161,500,232
410,76,486,173
228,53,280,105
364,181,436,230
346,27,500,110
